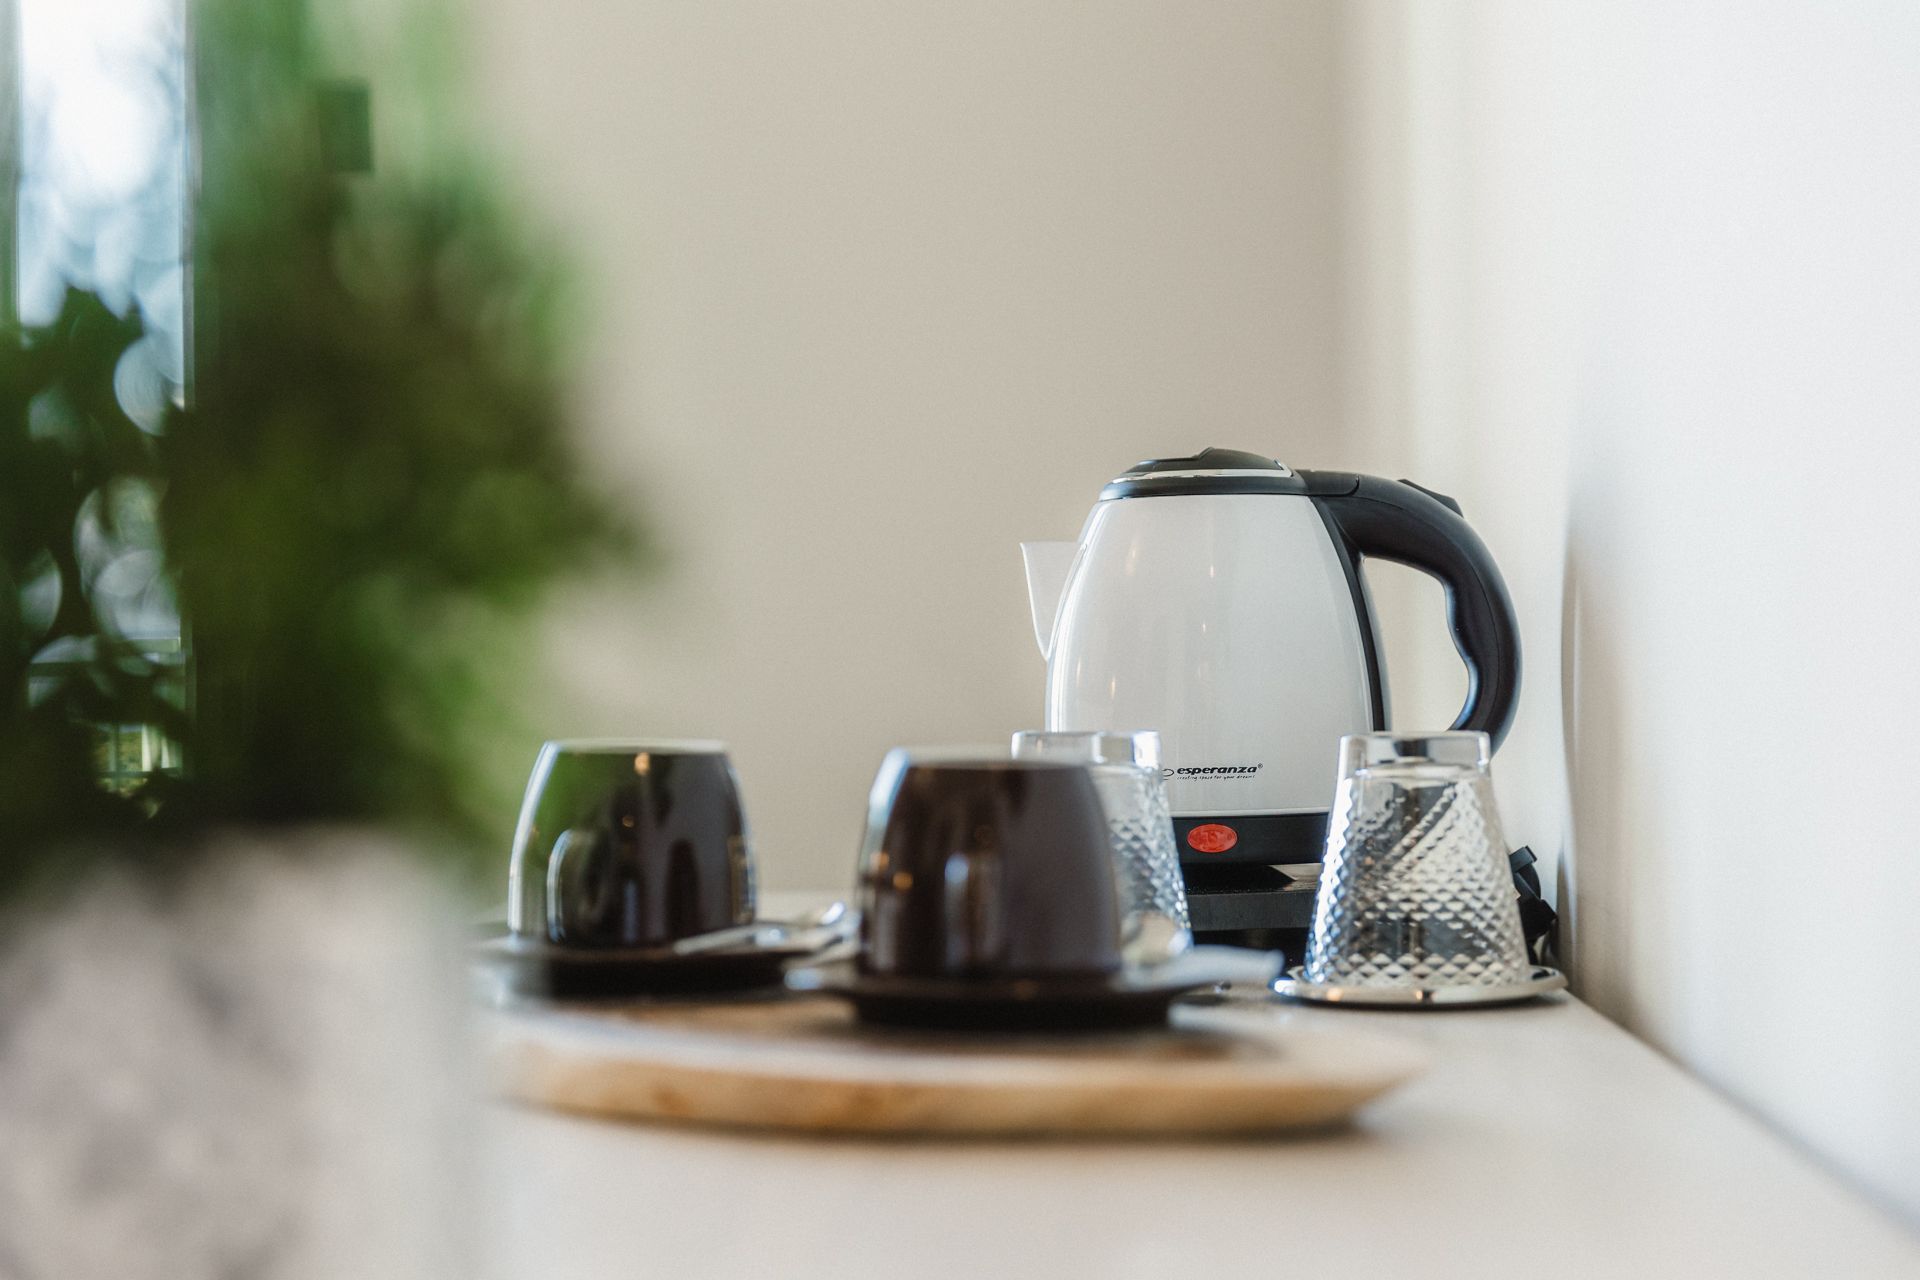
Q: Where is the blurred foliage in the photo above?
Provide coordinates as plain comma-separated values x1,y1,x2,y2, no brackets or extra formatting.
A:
1,293,186,893
1,0,642,893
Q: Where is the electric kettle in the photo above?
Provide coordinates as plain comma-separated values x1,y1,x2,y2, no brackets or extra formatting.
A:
1021,448,1520,933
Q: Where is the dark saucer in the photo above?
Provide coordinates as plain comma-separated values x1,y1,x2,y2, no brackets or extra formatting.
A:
475,931,824,1000
798,947,1283,1032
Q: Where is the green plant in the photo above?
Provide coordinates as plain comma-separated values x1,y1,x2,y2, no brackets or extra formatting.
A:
1,293,184,892
169,0,639,861
1,0,641,892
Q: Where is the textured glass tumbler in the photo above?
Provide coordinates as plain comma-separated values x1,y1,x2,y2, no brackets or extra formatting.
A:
1304,732,1529,988
1010,731,1191,934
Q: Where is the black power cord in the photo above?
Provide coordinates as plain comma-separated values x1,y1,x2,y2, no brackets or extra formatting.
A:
1509,845,1559,966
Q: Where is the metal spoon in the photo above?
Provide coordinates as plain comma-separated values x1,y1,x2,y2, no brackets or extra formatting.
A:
669,900,855,957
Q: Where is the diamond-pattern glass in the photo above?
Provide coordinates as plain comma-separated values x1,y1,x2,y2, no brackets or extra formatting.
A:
1011,731,1190,934
1305,740,1529,988
1093,767,1191,930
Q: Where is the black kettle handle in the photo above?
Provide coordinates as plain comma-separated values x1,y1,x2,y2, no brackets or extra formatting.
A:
1300,471,1522,751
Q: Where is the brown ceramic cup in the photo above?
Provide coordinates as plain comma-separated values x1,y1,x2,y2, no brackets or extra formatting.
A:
506,740,754,949
855,749,1124,982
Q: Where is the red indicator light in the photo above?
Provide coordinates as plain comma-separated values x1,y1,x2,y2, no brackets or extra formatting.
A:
1187,823,1238,854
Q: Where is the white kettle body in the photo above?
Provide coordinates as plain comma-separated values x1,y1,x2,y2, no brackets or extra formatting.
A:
1023,448,1519,885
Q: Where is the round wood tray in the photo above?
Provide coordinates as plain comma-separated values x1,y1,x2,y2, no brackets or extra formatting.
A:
486,992,1427,1137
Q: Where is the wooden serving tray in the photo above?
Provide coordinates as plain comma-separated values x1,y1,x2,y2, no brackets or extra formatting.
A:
486,993,1426,1137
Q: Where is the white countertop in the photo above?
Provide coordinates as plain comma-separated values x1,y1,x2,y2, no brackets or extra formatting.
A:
481,897,1920,1280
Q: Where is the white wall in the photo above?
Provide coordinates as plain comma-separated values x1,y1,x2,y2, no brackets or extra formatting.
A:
1340,0,1920,1225
463,0,1920,1226
465,3,1349,890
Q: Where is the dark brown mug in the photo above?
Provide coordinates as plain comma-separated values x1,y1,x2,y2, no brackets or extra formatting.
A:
855,750,1123,982
507,740,753,949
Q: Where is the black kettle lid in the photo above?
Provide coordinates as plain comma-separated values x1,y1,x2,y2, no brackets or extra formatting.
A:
1117,446,1289,477
1103,447,1307,499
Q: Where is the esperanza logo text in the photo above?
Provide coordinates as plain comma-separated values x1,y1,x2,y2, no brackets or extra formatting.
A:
1163,764,1263,778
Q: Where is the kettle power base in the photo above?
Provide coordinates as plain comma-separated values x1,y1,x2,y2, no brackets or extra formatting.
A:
1272,966,1568,1009
1183,863,1320,935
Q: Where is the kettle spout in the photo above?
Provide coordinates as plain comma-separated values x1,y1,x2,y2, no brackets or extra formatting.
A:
1020,541,1078,660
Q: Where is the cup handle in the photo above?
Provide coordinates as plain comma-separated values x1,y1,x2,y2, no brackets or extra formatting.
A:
545,828,608,944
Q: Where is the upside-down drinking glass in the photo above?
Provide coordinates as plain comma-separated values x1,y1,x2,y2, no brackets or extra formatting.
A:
1304,731,1530,988
1010,730,1190,935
